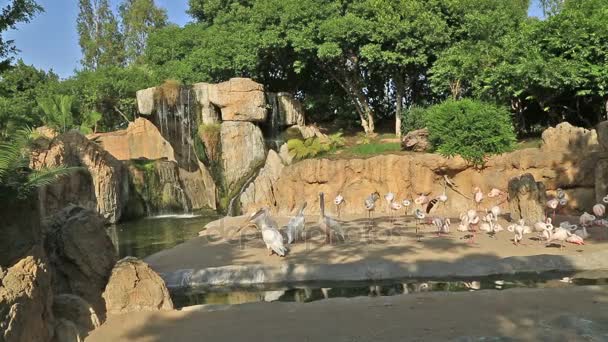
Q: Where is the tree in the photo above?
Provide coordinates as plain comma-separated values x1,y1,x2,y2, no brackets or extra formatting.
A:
77,0,125,69
188,0,252,24
37,95,75,133
0,0,43,71
119,0,168,64
0,60,58,139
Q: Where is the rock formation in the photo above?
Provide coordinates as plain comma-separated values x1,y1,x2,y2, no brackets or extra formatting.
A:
240,124,600,217
220,121,267,190
267,92,305,127
401,128,431,152
44,206,117,320
541,122,599,153
52,294,100,339
0,197,42,268
193,78,267,123
103,257,173,316
240,150,285,212
0,248,54,342
508,174,547,226
31,131,129,224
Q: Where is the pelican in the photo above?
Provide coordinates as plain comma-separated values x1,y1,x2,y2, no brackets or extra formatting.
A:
286,202,307,244
402,199,412,216
384,192,395,213
579,212,596,227
334,194,345,218
248,208,287,257
364,192,380,224
593,203,605,218
414,209,426,241
319,192,344,244
473,187,483,210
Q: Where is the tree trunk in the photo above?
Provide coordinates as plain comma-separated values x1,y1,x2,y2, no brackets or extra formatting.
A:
327,67,375,135
394,74,405,137
605,96,608,121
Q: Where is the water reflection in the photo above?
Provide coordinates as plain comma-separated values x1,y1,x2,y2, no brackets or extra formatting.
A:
171,274,607,309
107,213,218,259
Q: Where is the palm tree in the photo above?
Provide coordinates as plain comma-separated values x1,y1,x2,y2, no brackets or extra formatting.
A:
37,95,75,134
0,128,80,200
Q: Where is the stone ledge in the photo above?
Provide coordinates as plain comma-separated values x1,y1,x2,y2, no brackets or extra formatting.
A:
157,249,608,289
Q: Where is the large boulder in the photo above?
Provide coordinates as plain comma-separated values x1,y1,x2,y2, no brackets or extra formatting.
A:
88,118,175,162
44,206,117,320
193,78,267,122
0,197,42,268
401,128,431,152
136,87,156,115
541,122,599,153
220,121,266,191
103,257,173,316
267,92,305,127
0,249,54,342
240,150,285,214
508,173,547,226
31,131,129,224
52,294,100,339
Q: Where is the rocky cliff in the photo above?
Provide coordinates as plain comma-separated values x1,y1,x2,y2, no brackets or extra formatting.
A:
241,123,606,217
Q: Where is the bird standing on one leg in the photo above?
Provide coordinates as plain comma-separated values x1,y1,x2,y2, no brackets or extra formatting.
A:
364,192,380,226
319,192,344,244
414,209,426,241
334,194,345,218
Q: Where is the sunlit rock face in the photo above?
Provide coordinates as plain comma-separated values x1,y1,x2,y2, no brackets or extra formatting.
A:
239,124,602,217
31,130,129,224
193,78,267,123
220,121,266,191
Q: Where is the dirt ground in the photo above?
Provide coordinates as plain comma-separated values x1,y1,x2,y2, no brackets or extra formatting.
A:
86,285,608,342
145,213,608,274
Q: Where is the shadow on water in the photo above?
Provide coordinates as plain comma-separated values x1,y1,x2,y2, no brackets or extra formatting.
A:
107,214,219,259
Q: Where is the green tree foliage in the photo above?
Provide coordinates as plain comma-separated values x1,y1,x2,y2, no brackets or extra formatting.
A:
401,105,427,135
0,0,42,71
424,99,516,165
78,0,125,69
0,60,59,139
37,95,75,133
119,0,167,64
0,128,78,200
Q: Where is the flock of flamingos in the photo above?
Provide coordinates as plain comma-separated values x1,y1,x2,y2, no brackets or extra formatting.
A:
244,176,608,257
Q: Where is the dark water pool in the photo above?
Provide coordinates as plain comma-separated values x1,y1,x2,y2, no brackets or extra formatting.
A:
107,213,219,259
171,273,608,309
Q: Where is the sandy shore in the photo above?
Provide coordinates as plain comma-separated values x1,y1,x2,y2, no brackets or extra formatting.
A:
144,214,608,286
86,285,608,341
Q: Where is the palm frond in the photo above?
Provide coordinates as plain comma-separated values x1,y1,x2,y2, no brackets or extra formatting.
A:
20,166,83,196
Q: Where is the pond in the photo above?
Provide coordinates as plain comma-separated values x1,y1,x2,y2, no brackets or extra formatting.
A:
171,272,608,309
107,213,219,259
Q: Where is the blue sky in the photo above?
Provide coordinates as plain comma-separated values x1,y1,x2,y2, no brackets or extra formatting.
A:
6,0,545,79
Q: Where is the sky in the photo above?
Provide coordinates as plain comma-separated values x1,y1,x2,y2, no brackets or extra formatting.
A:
5,0,545,79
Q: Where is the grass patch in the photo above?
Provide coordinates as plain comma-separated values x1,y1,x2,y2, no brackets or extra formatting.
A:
345,142,401,156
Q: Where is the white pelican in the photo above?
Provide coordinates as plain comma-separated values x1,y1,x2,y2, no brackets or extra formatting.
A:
286,202,307,244
384,192,395,213
593,203,605,218
319,192,345,244
334,194,345,218
248,208,287,257
414,209,426,241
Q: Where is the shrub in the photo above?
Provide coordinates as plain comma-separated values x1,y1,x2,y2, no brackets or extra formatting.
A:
155,79,181,107
424,99,516,165
287,132,346,160
198,123,221,162
401,105,428,134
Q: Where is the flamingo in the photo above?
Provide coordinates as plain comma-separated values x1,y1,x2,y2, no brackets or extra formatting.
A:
566,234,585,245
402,199,412,216
473,187,483,211
579,212,596,227
334,194,345,218
432,217,450,236
603,195,608,204
286,202,307,244
546,227,573,249
464,209,480,243
487,188,502,199
319,192,344,244
593,203,605,218
414,194,429,207
247,208,287,257
508,220,531,246
389,201,402,223
384,192,395,214
490,206,501,220
364,192,380,225
458,212,470,232
546,198,559,221
414,209,426,241
534,218,554,244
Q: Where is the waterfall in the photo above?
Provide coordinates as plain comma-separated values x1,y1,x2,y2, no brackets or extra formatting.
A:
226,168,263,216
265,92,284,151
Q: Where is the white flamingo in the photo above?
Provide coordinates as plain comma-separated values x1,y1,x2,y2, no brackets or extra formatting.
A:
384,192,395,213
458,212,470,232
546,227,575,249
402,199,412,216
579,212,596,227
319,192,344,244
286,202,307,244
593,203,605,218
473,187,483,210
364,192,380,225
508,220,531,246
432,217,450,236
334,194,345,218
547,198,559,221
389,201,402,222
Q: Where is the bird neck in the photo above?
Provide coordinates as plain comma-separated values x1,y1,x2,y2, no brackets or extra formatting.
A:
320,194,325,218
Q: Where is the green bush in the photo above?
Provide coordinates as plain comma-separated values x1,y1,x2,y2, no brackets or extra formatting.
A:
424,99,516,165
401,105,428,134
287,132,346,161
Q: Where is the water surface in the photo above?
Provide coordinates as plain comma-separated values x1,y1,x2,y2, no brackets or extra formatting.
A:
107,213,219,259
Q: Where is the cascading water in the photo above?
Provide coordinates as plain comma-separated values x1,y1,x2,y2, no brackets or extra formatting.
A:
265,92,284,151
